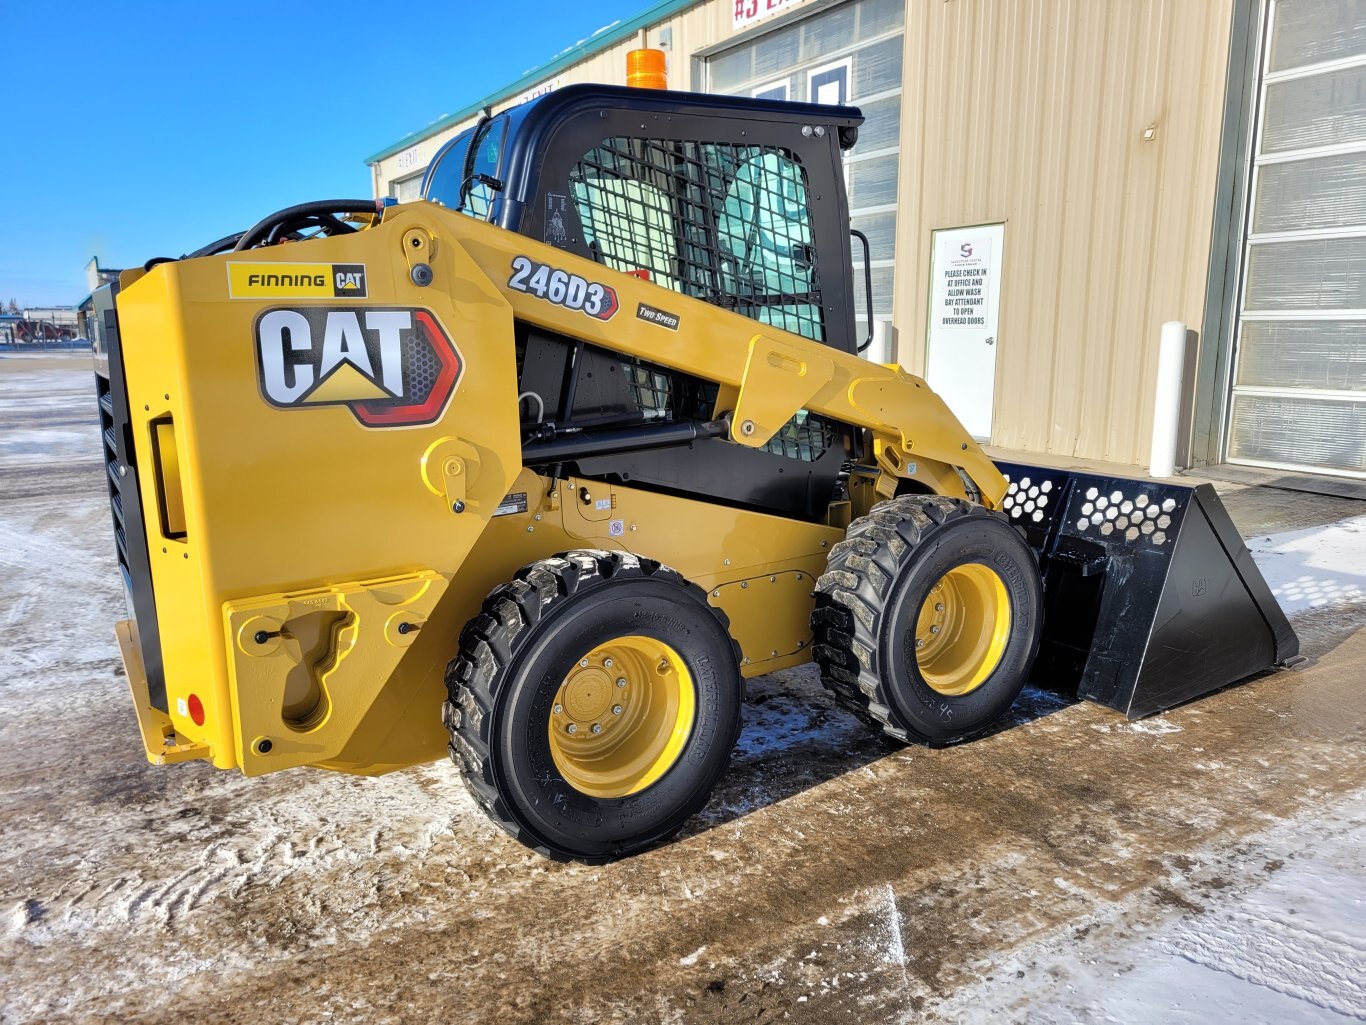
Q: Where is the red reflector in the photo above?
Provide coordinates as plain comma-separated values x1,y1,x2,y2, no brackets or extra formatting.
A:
628,268,651,281
187,693,205,726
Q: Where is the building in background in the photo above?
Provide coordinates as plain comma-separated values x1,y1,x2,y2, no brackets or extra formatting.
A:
77,257,124,342
366,0,1365,484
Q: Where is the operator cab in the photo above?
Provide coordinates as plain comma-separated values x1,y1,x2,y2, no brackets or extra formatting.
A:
421,85,867,523
422,84,865,356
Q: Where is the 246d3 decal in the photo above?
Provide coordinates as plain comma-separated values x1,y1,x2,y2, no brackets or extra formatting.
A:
254,307,461,427
507,256,619,320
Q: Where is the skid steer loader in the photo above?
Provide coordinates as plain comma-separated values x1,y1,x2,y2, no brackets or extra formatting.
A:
92,78,1298,861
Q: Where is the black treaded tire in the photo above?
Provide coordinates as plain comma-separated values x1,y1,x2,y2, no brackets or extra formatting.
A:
444,550,743,862
812,495,1043,746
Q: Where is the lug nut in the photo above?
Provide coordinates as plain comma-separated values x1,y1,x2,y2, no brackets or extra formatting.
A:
591,723,603,734
930,625,940,635
553,703,563,714
935,603,944,612
579,659,589,668
603,658,614,668
616,678,627,688
916,638,925,648
566,723,578,735
612,705,623,715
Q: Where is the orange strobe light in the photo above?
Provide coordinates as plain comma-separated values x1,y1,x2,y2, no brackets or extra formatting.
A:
626,48,667,89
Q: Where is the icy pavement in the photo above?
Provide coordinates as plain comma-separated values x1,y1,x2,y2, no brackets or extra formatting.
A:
930,791,1366,1024
1,356,1364,1024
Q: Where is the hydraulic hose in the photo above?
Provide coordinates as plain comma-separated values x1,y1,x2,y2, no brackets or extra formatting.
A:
232,200,382,252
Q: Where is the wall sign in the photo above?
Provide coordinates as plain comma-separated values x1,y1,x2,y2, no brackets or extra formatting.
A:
733,0,814,29
516,77,562,105
931,230,998,330
925,224,1006,441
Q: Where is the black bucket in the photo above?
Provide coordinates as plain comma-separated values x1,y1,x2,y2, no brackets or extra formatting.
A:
996,462,1300,719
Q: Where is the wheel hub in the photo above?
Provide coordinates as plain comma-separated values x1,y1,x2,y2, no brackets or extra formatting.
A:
549,635,696,798
562,667,613,723
913,563,1011,696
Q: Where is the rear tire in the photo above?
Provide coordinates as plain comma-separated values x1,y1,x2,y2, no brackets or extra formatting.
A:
813,496,1043,745
444,550,742,862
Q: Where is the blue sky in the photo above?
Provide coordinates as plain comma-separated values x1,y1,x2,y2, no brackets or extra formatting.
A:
0,0,645,307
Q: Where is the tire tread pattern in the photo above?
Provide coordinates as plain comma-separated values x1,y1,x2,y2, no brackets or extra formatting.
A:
443,549,739,861
812,495,1016,745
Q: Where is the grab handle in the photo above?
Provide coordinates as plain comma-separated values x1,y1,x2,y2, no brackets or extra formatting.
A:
149,416,187,541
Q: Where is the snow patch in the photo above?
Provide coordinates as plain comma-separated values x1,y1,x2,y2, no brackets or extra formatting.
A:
1249,515,1366,616
1120,717,1184,736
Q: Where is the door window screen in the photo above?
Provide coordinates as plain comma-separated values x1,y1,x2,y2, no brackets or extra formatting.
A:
570,138,825,341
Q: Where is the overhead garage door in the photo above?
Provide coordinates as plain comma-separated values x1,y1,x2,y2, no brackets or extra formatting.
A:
1226,0,1366,478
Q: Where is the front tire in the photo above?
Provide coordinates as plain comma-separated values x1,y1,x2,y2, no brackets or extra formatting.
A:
445,551,742,862
813,496,1043,745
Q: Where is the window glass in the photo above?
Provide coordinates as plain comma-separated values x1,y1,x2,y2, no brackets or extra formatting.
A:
1244,237,1366,311
719,151,820,337
571,139,824,341
1269,0,1366,72
390,173,423,203
1228,394,1365,474
800,4,855,60
1261,66,1366,154
849,95,900,153
847,152,899,209
850,210,896,261
1253,151,1366,232
752,23,800,77
571,176,682,292
857,0,904,37
422,116,508,218
852,34,902,98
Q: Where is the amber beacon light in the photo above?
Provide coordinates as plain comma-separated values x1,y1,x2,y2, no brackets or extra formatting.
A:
626,48,668,89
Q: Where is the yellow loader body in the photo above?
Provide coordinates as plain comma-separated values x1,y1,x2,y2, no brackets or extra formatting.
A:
113,203,996,777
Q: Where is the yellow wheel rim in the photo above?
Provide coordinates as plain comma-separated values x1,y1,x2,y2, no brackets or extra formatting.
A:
913,563,1012,696
547,635,696,798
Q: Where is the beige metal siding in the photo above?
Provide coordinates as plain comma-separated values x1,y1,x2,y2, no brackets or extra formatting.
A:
896,0,1234,465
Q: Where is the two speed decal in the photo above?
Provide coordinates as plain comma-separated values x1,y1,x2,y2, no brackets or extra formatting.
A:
507,256,619,321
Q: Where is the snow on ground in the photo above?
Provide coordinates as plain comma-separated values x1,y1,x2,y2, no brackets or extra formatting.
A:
1,357,1364,1024
0,362,95,465
934,790,1366,1024
1249,515,1366,616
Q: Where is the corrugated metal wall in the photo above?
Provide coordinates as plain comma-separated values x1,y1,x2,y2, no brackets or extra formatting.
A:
895,0,1234,464
373,0,1238,468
